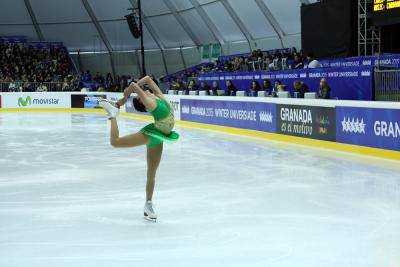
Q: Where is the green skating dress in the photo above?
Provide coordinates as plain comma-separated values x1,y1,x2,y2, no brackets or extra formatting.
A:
140,98,179,148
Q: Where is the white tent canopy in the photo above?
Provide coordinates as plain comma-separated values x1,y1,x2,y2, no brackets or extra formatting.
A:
0,0,317,52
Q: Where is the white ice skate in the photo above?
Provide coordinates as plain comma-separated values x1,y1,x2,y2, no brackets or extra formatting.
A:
99,99,119,119
144,201,157,222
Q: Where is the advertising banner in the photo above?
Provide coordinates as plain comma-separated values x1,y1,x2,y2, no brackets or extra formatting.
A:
84,95,106,108
2,92,70,108
276,104,336,141
180,99,276,133
336,106,400,151
71,94,106,108
198,66,374,100
320,55,400,68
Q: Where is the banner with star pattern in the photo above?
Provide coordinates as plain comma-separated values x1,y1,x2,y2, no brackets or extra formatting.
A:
336,106,400,151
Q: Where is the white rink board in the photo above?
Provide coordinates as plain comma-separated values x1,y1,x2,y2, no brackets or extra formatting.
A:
0,91,399,110
1,92,71,108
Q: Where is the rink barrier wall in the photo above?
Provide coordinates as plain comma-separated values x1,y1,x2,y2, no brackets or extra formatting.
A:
0,92,399,160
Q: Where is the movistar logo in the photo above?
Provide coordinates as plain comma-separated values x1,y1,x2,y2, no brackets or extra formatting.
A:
18,96,32,107
17,96,60,106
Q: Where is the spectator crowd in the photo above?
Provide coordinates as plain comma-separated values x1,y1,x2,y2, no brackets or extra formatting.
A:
0,41,329,98
0,43,77,92
167,76,331,99
79,71,158,93
163,48,329,99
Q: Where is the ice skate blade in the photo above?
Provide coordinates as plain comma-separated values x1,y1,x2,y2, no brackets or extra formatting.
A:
144,216,157,222
144,212,157,222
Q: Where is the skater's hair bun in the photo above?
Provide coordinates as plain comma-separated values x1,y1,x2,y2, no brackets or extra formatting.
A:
132,97,147,112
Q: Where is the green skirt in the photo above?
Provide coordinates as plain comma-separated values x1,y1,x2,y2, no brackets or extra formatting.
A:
140,123,179,148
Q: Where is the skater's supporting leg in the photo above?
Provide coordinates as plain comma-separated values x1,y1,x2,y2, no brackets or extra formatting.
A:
146,143,163,201
109,118,148,148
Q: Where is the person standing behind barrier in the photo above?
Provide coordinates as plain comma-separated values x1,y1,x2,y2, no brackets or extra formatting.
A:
317,78,331,99
262,79,272,96
199,81,211,95
249,80,261,97
270,80,283,97
226,80,237,96
211,81,220,96
187,80,198,92
293,80,309,98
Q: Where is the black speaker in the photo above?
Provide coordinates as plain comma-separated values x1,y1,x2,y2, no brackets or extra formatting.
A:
125,13,141,39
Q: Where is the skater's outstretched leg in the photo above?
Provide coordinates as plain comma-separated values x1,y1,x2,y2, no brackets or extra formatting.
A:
109,118,148,148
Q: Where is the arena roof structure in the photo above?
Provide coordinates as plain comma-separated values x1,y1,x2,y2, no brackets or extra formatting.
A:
0,0,318,52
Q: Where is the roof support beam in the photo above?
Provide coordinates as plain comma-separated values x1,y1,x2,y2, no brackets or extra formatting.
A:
188,0,225,46
179,47,187,70
254,0,286,48
129,0,168,75
163,0,201,47
81,0,116,78
135,50,142,75
23,0,44,41
220,0,253,51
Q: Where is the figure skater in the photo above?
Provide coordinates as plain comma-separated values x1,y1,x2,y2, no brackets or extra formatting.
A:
99,76,179,221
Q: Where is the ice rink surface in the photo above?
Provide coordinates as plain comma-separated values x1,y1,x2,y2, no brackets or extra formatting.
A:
0,112,399,267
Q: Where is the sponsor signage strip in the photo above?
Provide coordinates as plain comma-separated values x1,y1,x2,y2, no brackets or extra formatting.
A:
276,104,336,141
180,99,276,133
2,92,70,108
0,92,398,153
336,106,400,151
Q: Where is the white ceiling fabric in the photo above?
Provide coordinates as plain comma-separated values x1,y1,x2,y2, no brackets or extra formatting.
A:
0,0,318,52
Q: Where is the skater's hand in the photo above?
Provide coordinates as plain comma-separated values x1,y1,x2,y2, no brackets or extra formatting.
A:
129,82,142,93
124,85,135,97
137,76,152,87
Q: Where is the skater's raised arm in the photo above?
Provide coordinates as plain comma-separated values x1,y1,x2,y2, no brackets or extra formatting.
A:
137,76,165,99
128,82,157,111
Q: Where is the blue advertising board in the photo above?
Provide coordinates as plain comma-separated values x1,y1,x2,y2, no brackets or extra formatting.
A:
180,99,276,133
198,66,374,101
336,106,400,151
84,95,106,108
320,54,400,68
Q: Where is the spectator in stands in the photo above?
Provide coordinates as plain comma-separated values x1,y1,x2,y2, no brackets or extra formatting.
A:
105,73,113,90
211,81,220,96
94,72,102,84
293,80,309,98
225,80,237,96
174,78,187,95
37,83,48,92
291,54,304,69
305,53,321,69
262,79,272,95
271,80,285,97
199,81,211,94
187,80,198,91
249,80,261,97
0,42,74,91
83,70,92,82
317,78,331,99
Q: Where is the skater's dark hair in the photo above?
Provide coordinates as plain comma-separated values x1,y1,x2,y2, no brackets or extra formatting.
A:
132,98,147,112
